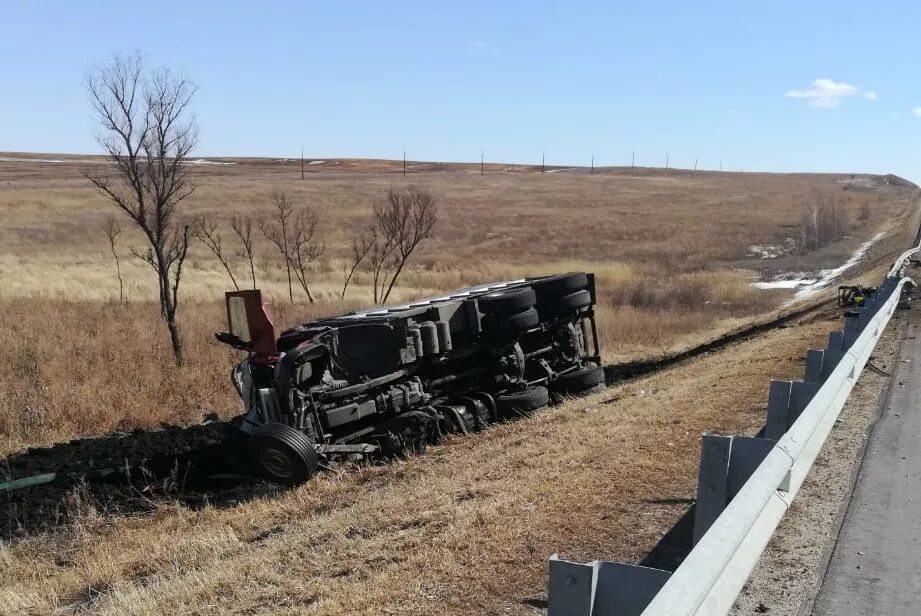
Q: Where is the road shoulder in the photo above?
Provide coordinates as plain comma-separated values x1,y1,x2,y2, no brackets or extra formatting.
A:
730,305,910,615
812,305,921,615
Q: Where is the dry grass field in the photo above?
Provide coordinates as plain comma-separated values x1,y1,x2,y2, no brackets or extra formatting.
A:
0,154,918,457
0,300,870,615
2,153,920,614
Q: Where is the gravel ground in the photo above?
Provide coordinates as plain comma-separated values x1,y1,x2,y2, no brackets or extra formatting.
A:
730,304,911,616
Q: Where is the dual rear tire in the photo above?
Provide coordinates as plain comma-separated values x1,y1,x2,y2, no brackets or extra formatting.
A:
248,423,319,485
551,363,605,397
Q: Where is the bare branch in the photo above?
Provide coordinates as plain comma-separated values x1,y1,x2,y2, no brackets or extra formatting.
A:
85,52,198,364
231,215,258,289
103,216,125,303
342,225,375,299
261,191,297,302
367,185,438,303
289,206,324,302
192,217,240,291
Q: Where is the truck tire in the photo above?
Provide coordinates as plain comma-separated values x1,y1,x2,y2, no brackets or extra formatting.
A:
540,289,592,315
248,423,319,485
532,273,588,298
482,307,540,338
478,287,537,315
552,364,605,396
497,385,550,418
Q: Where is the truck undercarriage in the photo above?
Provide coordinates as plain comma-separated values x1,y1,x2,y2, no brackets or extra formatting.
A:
217,272,603,484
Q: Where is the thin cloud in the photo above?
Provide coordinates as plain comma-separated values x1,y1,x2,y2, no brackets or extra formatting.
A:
863,91,878,101
785,78,864,109
913,107,921,118
469,40,502,53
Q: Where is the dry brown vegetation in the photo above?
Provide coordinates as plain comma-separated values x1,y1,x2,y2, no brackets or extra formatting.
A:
0,155,917,457
2,153,919,614
0,301,864,615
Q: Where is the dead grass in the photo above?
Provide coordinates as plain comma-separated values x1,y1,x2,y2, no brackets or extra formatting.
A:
0,302,843,615
1,156,919,613
0,157,917,455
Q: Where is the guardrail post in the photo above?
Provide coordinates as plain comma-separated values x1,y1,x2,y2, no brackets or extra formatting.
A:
788,381,820,425
548,557,671,616
804,349,825,383
765,380,793,440
842,313,860,347
693,435,776,543
548,558,595,616
821,331,845,380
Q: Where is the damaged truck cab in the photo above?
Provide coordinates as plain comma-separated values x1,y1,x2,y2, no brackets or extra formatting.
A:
216,272,603,485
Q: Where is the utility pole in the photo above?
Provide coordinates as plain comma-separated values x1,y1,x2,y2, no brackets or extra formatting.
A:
719,160,723,172
591,154,594,174
301,146,305,180
665,153,669,170
402,148,406,177
481,150,484,176
694,157,698,172
541,151,545,174
631,150,635,168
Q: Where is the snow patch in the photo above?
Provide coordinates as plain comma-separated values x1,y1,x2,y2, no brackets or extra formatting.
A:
747,244,785,260
751,232,884,297
188,158,236,165
308,160,326,165
0,157,66,163
753,275,817,290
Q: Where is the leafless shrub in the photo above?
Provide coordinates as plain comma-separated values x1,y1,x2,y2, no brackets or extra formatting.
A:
84,51,198,365
289,207,324,302
341,226,375,299
231,215,257,289
261,191,323,302
192,219,239,291
366,186,438,303
858,202,871,225
103,216,125,303
794,190,846,255
261,192,296,301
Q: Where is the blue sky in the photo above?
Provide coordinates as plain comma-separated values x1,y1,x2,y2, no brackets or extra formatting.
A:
2,1,920,180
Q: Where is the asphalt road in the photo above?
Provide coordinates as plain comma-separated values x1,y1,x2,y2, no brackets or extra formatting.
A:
813,308,921,615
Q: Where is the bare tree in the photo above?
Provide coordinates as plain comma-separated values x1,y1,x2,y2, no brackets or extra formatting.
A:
84,52,198,365
232,215,258,289
289,208,324,302
261,191,296,301
368,225,397,304
794,190,846,255
103,216,125,303
262,191,323,302
367,186,438,303
192,218,239,290
858,202,871,225
341,226,375,299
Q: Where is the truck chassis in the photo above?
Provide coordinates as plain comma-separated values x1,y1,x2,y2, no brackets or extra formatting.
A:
217,272,603,484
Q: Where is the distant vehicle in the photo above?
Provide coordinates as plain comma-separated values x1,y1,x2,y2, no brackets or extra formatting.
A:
216,273,603,484
838,285,877,308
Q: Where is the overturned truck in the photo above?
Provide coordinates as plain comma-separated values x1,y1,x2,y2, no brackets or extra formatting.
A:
216,272,603,484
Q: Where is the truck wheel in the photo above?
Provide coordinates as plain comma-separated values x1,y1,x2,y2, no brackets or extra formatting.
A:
478,287,537,315
248,423,319,485
540,289,592,316
552,364,605,396
532,273,588,298
497,385,550,418
482,307,540,337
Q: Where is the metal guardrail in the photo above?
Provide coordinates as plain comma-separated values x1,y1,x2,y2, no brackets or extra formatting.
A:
548,241,920,616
